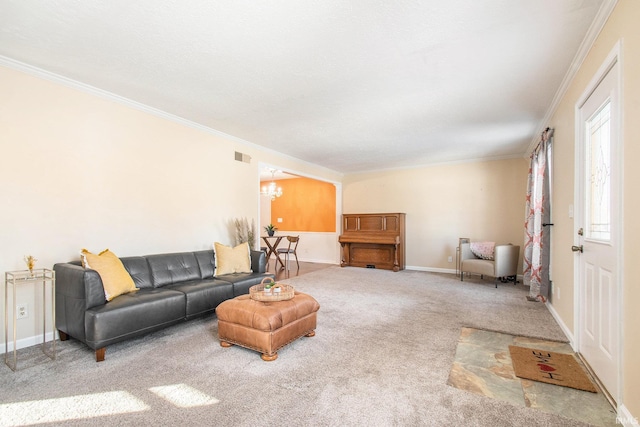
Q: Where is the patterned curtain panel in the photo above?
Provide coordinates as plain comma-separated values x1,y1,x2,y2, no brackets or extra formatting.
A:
523,129,553,302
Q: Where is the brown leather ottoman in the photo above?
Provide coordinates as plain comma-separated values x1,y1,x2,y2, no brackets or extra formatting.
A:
216,292,320,361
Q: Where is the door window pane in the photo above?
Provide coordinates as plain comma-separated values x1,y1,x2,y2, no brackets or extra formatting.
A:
585,101,611,241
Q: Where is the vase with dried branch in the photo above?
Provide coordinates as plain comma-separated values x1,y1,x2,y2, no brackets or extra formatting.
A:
233,217,256,250
24,255,37,276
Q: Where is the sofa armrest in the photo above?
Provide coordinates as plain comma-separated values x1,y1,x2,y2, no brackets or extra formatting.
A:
250,250,268,273
494,245,520,277
54,263,107,342
459,243,476,261
54,263,107,309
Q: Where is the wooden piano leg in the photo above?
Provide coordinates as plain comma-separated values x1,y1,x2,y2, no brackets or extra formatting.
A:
340,242,349,267
393,242,400,272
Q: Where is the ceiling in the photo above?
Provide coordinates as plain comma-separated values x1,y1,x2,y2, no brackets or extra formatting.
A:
0,1,609,175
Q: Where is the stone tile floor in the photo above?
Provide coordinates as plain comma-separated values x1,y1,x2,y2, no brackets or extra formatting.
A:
447,327,618,426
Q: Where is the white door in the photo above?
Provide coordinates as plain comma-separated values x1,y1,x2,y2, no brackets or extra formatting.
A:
576,56,621,400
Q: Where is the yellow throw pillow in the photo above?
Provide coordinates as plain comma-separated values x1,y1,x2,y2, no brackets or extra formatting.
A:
80,249,139,301
214,242,252,276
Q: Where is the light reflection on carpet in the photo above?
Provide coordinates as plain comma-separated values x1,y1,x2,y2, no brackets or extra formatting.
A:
0,391,148,426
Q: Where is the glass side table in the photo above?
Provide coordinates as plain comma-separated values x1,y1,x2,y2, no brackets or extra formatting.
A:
4,268,56,371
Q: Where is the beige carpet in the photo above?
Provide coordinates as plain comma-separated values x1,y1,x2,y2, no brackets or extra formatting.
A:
1,267,594,426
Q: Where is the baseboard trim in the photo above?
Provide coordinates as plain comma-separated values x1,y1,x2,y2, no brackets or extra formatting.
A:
1,331,58,353
298,258,339,265
406,266,456,274
616,404,638,426
545,301,575,349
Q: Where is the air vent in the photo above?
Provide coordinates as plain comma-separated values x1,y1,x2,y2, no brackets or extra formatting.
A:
234,151,251,163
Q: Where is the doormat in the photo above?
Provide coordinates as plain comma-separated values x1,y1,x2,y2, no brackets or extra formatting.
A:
508,345,597,392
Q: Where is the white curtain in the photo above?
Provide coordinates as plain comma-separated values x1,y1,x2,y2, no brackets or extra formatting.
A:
523,128,553,302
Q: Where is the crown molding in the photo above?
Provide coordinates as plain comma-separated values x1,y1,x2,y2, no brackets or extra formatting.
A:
0,52,514,180
0,55,343,179
525,0,619,156
0,56,262,145
343,153,526,177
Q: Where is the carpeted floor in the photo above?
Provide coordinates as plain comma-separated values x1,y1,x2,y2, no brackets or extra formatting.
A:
0,267,607,426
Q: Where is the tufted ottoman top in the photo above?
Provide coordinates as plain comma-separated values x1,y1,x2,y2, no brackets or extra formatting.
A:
216,292,320,332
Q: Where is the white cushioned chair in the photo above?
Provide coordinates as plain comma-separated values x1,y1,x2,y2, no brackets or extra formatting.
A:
460,242,520,288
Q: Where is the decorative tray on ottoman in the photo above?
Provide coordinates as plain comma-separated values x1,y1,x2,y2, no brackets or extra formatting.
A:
250,278,295,302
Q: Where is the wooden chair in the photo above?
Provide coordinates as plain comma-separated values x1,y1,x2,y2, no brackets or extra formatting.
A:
276,236,300,271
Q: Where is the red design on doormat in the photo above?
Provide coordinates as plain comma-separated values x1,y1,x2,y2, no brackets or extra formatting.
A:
531,351,562,380
537,363,556,372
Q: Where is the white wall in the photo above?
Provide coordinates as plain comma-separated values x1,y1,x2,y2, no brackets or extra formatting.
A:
265,231,340,265
0,63,341,350
342,158,529,272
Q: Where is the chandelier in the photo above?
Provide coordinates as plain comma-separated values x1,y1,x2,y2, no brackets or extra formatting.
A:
261,169,283,201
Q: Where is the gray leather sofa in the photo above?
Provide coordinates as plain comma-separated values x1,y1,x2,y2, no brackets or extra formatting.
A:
54,249,274,362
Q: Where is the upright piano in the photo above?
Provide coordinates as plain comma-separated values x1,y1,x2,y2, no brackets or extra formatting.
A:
338,213,406,271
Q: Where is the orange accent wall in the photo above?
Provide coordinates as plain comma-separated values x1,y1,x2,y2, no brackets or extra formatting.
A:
261,177,336,232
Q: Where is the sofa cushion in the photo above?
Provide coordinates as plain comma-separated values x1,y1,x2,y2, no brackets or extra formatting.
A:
146,252,201,287
193,250,215,279
221,272,275,297
80,249,139,301
120,256,153,288
462,258,495,277
84,288,185,349
214,242,252,276
166,279,234,319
